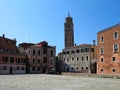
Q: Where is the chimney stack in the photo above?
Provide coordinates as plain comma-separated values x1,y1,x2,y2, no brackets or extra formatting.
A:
93,40,95,46
3,34,5,38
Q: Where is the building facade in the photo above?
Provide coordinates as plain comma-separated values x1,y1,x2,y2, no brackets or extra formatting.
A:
61,44,97,73
19,41,56,74
58,14,97,73
0,34,26,74
97,24,120,75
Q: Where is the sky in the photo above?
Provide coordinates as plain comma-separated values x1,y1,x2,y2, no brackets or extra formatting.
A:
0,0,120,54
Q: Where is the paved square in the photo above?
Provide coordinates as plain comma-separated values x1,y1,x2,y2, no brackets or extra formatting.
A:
0,74,120,90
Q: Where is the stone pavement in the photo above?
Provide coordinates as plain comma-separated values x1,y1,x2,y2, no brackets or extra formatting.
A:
0,74,120,90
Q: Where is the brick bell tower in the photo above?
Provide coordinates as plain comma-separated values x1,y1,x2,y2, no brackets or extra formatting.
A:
64,13,74,48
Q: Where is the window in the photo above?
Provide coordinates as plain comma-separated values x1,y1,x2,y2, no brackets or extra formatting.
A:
82,57,84,61
16,67,19,70
32,67,35,71
51,60,54,65
33,50,35,55
72,57,74,61
63,52,66,55
91,48,94,52
76,67,79,70
3,66,6,70
22,67,24,70
101,69,103,72
38,50,40,55
100,47,104,54
86,56,88,61
114,32,118,40
64,58,65,62
71,50,75,54
67,51,70,54
81,49,84,52
38,59,40,63
38,67,40,71
6,40,8,43
85,48,89,52
33,59,35,63
2,57,8,62
112,69,116,72
76,49,80,53
101,36,104,42
67,58,69,62
43,57,47,63
112,57,116,62
114,44,119,52
29,50,30,54
18,58,20,63
101,58,104,62
86,67,88,70
50,50,54,56
77,57,79,61
81,67,84,70
10,57,14,63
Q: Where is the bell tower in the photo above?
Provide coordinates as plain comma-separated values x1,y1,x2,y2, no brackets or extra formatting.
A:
64,13,74,48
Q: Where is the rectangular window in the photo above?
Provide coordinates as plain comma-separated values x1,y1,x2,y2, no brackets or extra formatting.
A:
43,57,47,63
112,57,115,62
71,50,75,54
114,32,118,40
114,44,119,52
63,52,66,55
82,57,84,61
38,50,40,55
67,51,70,54
101,36,104,43
86,56,88,61
22,67,24,70
29,50,30,54
32,67,35,71
67,58,69,62
16,67,19,70
33,59,35,63
50,50,54,56
100,47,104,54
77,57,79,61
38,67,40,71
72,57,74,61
85,48,89,52
76,49,80,53
10,57,14,63
33,50,35,55
101,58,104,62
3,66,6,70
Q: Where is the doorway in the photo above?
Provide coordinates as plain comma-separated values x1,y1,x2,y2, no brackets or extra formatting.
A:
67,68,69,72
9,67,13,74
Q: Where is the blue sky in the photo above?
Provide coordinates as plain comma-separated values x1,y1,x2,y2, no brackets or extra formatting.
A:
0,0,120,54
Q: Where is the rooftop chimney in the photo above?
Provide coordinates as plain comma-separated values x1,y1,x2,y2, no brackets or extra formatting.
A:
93,40,95,46
3,34,5,38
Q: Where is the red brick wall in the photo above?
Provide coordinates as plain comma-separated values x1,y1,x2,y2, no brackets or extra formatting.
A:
97,25,120,75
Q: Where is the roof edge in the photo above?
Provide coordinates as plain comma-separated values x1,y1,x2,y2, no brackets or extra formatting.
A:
97,23,120,34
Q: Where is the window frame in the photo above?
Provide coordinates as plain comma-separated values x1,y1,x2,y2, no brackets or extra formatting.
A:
114,31,118,40
100,36,104,43
100,47,104,54
113,43,119,53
